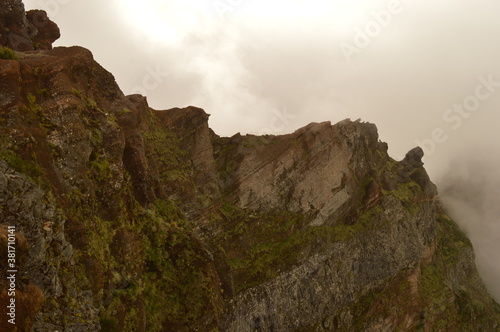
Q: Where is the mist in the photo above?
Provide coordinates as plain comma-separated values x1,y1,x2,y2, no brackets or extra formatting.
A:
23,0,500,301
438,151,500,300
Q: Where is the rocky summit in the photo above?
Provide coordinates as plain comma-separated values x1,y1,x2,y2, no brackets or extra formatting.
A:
0,1,500,332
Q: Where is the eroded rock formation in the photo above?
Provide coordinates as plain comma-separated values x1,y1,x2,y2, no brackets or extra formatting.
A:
0,1,499,331
0,0,59,51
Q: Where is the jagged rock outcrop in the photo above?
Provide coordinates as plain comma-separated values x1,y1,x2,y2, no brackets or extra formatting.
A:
0,0,59,51
25,9,60,50
209,120,386,227
1,2,500,331
157,106,219,198
0,0,31,51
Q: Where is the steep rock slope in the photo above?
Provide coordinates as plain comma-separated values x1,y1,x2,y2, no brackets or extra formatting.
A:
0,2,499,331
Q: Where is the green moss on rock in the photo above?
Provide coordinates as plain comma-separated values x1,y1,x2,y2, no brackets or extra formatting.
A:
0,46,17,60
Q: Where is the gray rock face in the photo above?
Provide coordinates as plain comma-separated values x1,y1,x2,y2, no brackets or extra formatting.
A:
0,161,99,331
402,146,424,169
211,120,385,227
0,161,68,293
222,195,437,331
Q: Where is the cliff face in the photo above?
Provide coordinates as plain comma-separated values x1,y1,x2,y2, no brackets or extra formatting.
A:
0,2,500,332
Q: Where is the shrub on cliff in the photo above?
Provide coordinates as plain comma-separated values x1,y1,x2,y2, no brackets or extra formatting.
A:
0,46,17,60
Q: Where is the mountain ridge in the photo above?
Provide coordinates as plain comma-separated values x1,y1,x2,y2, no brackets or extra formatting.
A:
0,1,500,331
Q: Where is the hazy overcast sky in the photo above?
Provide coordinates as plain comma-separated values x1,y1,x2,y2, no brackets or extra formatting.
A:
23,0,500,301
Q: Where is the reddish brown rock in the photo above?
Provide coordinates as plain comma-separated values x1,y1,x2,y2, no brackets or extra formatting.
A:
0,283,44,332
26,9,60,50
0,1,60,51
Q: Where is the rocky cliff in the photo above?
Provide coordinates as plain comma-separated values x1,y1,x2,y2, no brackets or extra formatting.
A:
0,2,500,331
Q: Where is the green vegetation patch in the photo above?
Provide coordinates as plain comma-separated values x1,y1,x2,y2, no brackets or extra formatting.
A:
382,181,422,214
0,46,17,60
417,213,500,329
141,110,192,187
329,211,500,331
139,214,222,330
435,213,471,264
210,202,385,294
99,317,119,332
24,93,56,132
0,149,43,181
